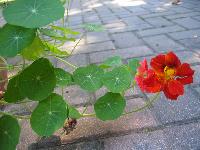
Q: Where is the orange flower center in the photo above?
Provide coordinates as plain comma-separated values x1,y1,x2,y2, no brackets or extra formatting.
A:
164,66,176,80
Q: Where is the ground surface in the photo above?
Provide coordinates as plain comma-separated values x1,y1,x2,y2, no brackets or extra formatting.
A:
1,0,200,149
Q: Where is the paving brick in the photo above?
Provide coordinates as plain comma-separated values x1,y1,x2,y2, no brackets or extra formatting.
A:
111,32,144,49
151,87,200,124
164,11,200,20
56,98,158,144
89,46,153,63
126,7,150,16
56,85,95,106
192,65,200,85
163,122,200,150
176,51,200,64
104,130,167,150
86,31,110,44
137,25,185,37
179,38,200,49
192,15,200,21
170,6,193,13
141,11,175,19
145,17,174,27
172,17,200,29
74,41,115,54
142,35,185,52
56,54,88,73
168,29,200,40
104,21,126,29
194,86,200,94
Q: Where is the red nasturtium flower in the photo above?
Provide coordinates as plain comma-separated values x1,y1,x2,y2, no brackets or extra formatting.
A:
135,51,194,100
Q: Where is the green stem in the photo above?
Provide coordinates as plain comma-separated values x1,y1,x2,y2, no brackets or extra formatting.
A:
123,93,160,116
54,56,77,69
0,111,30,119
69,34,84,55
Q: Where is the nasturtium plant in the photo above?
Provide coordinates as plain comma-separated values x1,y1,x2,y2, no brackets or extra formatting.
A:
0,0,195,149
0,115,20,150
94,92,126,121
19,58,56,101
0,24,36,57
73,64,104,92
4,75,25,103
3,0,65,28
55,68,73,87
30,93,68,136
102,66,132,93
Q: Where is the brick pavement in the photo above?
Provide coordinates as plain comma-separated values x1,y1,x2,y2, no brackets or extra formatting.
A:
1,0,200,149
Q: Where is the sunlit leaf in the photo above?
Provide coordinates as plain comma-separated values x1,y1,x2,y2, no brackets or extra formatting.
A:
0,115,20,150
3,0,65,28
0,24,35,57
19,58,56,101
99,56,122,69
68,105,81,119
102,66,132,93
21,36,45,60
73,65,104,92
30,93,68,136
55,68,73,87
51,25,80,35
43,42,69,57
94,92,126,121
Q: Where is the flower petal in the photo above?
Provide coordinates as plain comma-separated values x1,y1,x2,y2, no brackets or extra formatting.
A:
150,54,165,73
163,80,184,100
176,63,194,76
137,59,148,75
165,51,181,68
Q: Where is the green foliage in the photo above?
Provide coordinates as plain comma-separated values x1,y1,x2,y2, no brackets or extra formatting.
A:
68,105,82,119
51,25,80,36
102,66,132,93
128,58,140,76
39,28,67,41
82,23,104,32
3,0,65,28
43,42,69,57
19,58,56,101
99,56,122,69
73,64,104,92
94,92,126,121
55,68,73,87
0,24,35,57
0,115,20,150
4,75,25,103
21,36,45,60
30,93,68,136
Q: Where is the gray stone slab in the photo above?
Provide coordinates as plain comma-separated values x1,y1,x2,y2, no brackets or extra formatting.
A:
141,11,176,19
164,11,200,20
137,25,185,37
56,85,95,106
176,51,200,64
194,86,200,95
179,38,200,49
151,87,200,124
122,16,151,27
74,41,115,54
193,15,200,21
142,35,184,52
89,46,153,63
168,29,200,40
192,65,200,85
163,123,200,150
111,32,144,49
104,130,168,150
104,21,126,29
86,31,110,44
172,17,200,29
145,17,174,27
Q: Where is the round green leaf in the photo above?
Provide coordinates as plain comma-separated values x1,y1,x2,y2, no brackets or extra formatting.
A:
30,93,68,136
4,75,25,103
55,68,73,87
0,115,20,150
21,36,45,60
102,66,132,93
68,105,81,119
73,64,104,92
94,92,126,121
100,56,122,69
19,58,56,101
128,58,140,76
0,24,35,57
3,0,65,28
